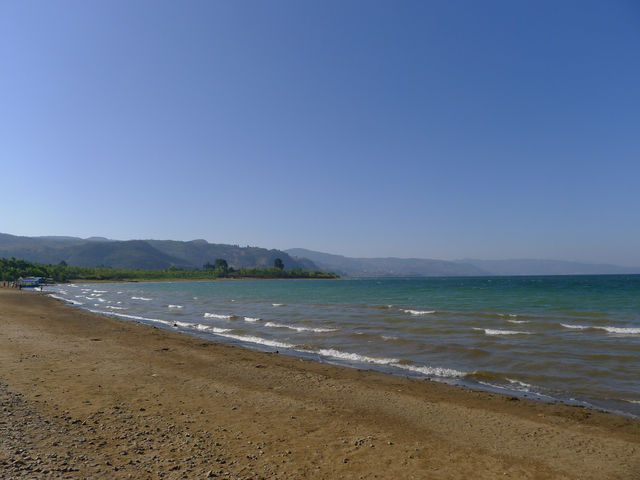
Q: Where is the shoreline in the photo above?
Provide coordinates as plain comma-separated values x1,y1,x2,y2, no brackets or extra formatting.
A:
1,289,639,479
47,281,640,419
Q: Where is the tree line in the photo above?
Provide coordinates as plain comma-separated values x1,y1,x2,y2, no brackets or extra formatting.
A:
0,257,338,283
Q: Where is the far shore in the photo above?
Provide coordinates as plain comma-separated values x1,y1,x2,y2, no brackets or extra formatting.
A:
1,289,638,479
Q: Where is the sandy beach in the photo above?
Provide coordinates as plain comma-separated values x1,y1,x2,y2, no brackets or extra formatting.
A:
1,289,638,479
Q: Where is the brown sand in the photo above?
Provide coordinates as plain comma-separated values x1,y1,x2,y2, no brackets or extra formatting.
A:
0,289,638,479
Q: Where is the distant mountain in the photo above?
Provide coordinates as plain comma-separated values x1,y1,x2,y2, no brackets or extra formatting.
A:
147,240,317,271
286,248,487,277
456,258,640,276
0,233,316,270
286,248,640,277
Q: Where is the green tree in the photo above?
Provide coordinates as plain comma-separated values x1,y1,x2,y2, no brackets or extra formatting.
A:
273,258,284,270
214,258,229,276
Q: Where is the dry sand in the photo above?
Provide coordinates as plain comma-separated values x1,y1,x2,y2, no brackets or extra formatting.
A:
0,289,638,479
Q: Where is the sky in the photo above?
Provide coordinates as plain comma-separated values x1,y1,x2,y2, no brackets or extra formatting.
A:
1,1,639,265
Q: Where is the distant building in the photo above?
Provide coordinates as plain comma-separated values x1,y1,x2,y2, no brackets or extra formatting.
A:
17,276,43,288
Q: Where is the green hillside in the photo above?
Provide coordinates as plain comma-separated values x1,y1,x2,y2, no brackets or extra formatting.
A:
0,233,315,270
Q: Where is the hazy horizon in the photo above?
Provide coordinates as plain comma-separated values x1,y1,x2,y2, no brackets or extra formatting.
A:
3,231,639,269
2,1,639,266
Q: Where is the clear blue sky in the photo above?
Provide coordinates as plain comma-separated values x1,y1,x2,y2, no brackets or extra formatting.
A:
2,1,639,265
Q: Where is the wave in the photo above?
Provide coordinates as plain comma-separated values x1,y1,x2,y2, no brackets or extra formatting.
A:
243,317,261,322
402,309,436,315
272,303,283,307
93,290,107,293
131,296,152,301
508,320,529,324
204,312,232,320
89,310,173,327
474,328,531,336
194,324,230,334
167,304,183,309
393,362,465,378
213,333,296,350
105,305,126,310
49,294,83,305
598,326,640,335
317,348,399,365
561,323,590,330
265,321,337,333
173,321,192,328
560,324,640,335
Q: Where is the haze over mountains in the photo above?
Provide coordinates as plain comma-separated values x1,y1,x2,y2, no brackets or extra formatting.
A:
1,233,638,276
285,249,640,277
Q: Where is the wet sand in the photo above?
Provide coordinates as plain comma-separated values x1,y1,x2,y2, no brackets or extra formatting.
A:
1,289,639,479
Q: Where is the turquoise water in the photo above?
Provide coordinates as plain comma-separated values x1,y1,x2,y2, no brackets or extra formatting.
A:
47,275,640,416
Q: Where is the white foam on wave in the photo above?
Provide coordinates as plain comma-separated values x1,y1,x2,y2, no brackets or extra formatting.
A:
479,377,555,400
194,324,231,334
402,309,436,316
317,348,398,365
265,321,337,333
49,294,83,305
173,321,192,328
381,335,399,341
204,312,232,320
474,328,531,336
598,326,640,335
93,290,107,293
393,362,465,378
162,320,232,335
213,333,296,350
561,323,589,330
89,310,173,327
243,317,261,322
506,378,534,390
561,323,639,334
167,304,183,309
105,305,126,310
508,319,529,324
272,303,283,307
132,296,152,301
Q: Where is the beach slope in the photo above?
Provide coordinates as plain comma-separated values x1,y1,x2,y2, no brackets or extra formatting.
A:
1,290,638,479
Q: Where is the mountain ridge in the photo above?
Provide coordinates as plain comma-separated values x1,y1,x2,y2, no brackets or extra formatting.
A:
286,248,640,277
0,233,314,271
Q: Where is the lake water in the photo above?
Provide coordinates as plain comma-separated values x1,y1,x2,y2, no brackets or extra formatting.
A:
46,275,640,417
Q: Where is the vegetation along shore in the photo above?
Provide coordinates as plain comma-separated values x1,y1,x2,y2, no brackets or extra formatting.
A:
0,257,338,283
